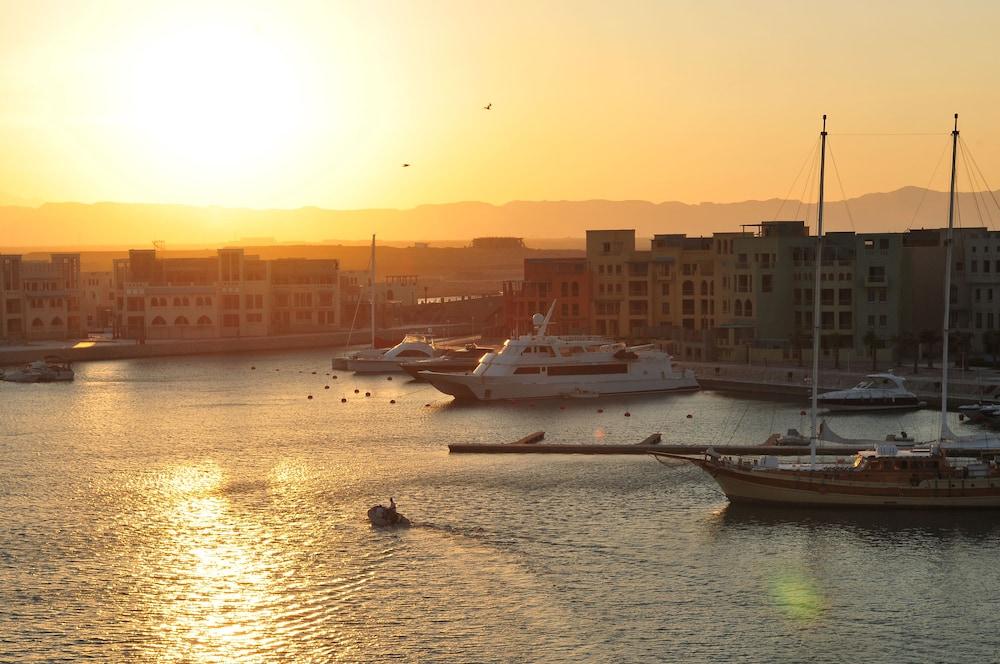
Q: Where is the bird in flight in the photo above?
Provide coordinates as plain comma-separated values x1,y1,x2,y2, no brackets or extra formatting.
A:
483,103,492,110
402,163,411,167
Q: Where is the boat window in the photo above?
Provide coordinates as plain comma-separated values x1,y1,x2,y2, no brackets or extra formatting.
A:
855,380,874,389
513,366,542,374
525,345,555,356
558,346,587,357
548,363,628,376
396,349,431,357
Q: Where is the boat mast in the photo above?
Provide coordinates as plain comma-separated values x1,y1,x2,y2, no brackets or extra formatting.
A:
940,114,959,441
370,234,376,349
809,114,828,469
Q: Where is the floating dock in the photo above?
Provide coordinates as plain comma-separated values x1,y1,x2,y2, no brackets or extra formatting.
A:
448,432,1000,457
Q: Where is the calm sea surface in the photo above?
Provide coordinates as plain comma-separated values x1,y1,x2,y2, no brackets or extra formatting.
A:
2,349,999,662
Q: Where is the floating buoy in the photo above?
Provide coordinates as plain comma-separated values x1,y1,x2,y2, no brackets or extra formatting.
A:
365,392,371,397
324,386,330,390
251,366,256,370
597,408,604,413
307,395,313,400
354,389,360,394
800,410,806,416
686,414,693,419
275,369,280,372
312,371,317,375
387,376,393,381
624,412,631,417
390,399,396,404
332,375,338,379
341,398,347,403
425,403,431,407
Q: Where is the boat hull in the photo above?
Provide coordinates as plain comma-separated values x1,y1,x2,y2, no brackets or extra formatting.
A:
700,461,1000,508
817,398,925,412
419,370,699,401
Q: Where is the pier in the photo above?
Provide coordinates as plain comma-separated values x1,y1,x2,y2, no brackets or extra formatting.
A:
449,433,1000,457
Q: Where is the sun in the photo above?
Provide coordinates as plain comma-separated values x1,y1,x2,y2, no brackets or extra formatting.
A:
123,22,311,177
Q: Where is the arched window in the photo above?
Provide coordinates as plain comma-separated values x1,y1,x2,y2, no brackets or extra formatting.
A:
700,281,708,296
682,280,694,296
571,282,580,297
32,318,43,327
197,316,212,326
51,316,63,326
174,316,189,326
744,300,753,317
151,316,166,325
386,289,395,301
734,300,743,316
204,297,212,306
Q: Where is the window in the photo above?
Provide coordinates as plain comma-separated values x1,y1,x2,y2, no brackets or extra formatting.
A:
682,300,695,316
561,282,569,297
762,274,773,293
682,281,694,296
247,313,263,323
223,313,239,326
197,315,212,326
151,316,166,325
223,294,239,310
661,283,669,296
879,314,887,327
734,300,743,316
821,289,834,306
839,311,852,329
661,302,670,315
744,300,752,316
839,289,851,305
821,311,834,330
174,316,189,325
571,282,580,297
295,310,312,321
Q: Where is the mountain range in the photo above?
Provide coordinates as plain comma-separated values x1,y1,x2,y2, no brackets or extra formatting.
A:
2,186,998,249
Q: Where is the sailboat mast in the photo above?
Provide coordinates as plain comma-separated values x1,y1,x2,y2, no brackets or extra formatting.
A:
809,114,828,468
370,234,376,349
940,114,959,440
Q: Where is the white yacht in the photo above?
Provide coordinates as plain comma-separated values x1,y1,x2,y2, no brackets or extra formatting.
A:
345,335,440,374
419,307,698,401
816,373,925,412
0,357,74,383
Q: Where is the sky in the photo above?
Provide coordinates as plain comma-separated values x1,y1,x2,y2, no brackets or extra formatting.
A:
1,0,999,214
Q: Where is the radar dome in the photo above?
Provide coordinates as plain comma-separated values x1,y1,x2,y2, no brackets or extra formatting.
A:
531,313,545,327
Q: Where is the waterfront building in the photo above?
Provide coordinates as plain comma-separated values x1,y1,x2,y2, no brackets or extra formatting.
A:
81,271,114,332
112,248,339,340
502,257,591,336
0,253,83,343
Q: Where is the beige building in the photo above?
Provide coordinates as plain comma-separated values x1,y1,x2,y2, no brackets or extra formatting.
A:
81,271,114,332
1,253,83,343
113,248,339,340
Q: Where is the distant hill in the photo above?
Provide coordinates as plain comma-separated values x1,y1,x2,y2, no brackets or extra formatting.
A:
1,187,996,247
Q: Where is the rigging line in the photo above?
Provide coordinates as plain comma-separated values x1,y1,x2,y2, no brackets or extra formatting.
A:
960,137,1000,227
830,132,950,137
726,400,753,445
774,139,820,221
344,250,373,348
908,138,950,229
959,144,986,229
794,149,819,223
826,139,856,232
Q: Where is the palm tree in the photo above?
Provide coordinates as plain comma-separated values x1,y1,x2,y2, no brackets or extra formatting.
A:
919,329,939,369
863,329,881,372
983,330,1000,368
893,331,919,374
949,330,973,371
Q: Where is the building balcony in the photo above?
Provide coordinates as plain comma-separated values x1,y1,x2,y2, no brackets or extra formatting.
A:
864,276,887,286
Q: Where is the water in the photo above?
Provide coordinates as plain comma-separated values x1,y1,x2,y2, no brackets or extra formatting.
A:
2,349,999,662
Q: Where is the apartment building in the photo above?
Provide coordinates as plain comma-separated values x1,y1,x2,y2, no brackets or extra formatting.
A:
113,248,339,341
502,257,591,335
0,253,83,343
81,271,114,332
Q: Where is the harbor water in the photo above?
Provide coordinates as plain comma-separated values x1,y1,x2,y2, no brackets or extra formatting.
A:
2,349,999,662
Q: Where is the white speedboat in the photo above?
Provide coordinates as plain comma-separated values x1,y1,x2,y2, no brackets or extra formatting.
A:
346,335,441,374
1,356,74,383
419,306,699,401
817,373,925,412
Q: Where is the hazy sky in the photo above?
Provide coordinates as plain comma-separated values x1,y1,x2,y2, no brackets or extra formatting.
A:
1,0,999,211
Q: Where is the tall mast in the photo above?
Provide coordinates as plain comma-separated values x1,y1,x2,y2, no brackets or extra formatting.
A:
370,234,376,349
809,114,828,469
940,114,959,441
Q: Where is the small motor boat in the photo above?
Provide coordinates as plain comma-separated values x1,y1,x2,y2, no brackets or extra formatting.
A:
367,503,411,527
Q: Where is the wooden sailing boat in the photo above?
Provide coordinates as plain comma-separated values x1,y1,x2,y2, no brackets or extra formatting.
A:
656,115,1000,508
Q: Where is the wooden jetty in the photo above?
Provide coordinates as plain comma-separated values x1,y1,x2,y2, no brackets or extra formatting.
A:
448,432,1000,457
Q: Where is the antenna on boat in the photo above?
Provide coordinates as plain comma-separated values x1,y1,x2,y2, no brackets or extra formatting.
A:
809,114,828,469
940,114,959,442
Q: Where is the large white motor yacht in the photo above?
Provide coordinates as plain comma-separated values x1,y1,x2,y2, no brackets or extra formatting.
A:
419,308,698,401
345,335,441,374
816,373,925,411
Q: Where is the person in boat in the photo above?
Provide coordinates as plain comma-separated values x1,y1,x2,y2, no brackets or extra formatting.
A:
388,497,397,520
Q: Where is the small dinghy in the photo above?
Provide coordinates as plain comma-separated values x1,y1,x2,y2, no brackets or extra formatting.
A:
367,499,411,527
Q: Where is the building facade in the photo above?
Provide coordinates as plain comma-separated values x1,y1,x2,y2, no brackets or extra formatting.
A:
113,248,339,341
1,253,83,343
503,257,592,335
